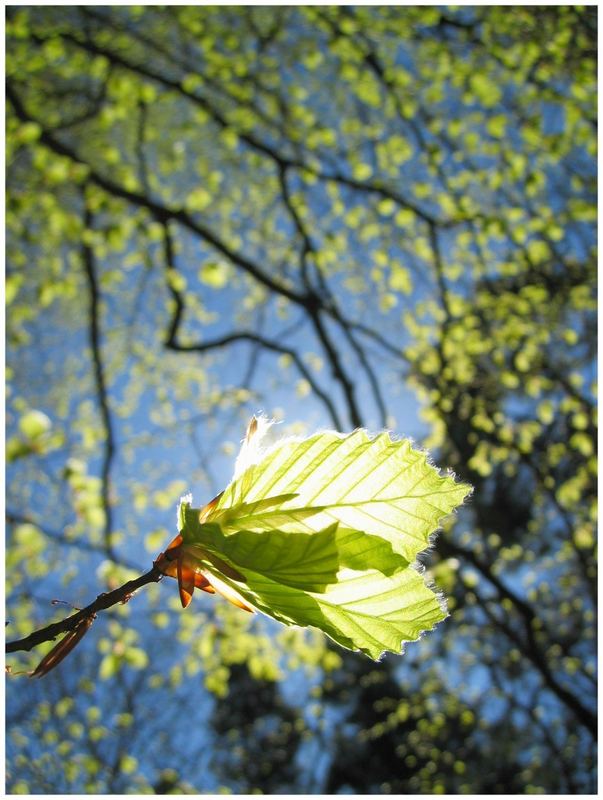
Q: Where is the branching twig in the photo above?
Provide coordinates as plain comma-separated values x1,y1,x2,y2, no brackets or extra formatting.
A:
307,308,363,428
476,594,596,736
6,511,141,571
167,329,344,431
159,216,345,429
6,565,163,654
6,81,308,309
25,29,448,228
279,164,387,427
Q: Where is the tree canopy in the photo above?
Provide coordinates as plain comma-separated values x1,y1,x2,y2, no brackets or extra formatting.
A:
6,5,597,794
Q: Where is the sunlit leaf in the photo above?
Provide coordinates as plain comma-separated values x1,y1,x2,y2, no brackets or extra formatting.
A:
19,409,51,440
214,426,470,562
165,421,471,658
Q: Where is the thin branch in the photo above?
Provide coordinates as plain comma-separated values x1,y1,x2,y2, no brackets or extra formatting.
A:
477,594,596,736
82,6,288,146
307,308,363,428
441,538,537,626
346,319,409,361
51,28,301,171
329,314,389,428
6,566,163,654
82,203,117,561
159,215,345,429
51,80,110,132
5,511,141,571
167,330,344,431
6,80,310,310
29,27,448,228
278,165,386,426
161,222,186,347
427,222,452,323
135,97,151,196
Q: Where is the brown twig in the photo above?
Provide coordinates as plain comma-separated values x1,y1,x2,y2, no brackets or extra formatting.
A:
5,565,163,655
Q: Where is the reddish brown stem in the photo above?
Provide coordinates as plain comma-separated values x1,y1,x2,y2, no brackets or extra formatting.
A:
5,565,163,655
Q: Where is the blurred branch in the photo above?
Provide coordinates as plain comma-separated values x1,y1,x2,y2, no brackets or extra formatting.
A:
51,28,304,171
441,539,537,625
6,511,141,571
6,80,309,309
135,97,151,196
82,204,118,561
30,25,447,228
279,165,387,427
518,449,597,606
488,661,581,793
160,220,345,428
81,6,290,148
427,222,452,323
277,165,315,290
435,10,596,128
306,308,363,428
345,319,409,361
7,53,437,434
476,589,596,736
52,79,110,132
171,329,345,431
5,566,163,655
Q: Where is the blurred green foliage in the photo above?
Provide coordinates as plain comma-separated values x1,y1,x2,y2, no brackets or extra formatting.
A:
6,5,596,794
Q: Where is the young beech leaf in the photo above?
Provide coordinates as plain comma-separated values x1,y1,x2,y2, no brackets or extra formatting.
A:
213,426,470,563
157,419,471,659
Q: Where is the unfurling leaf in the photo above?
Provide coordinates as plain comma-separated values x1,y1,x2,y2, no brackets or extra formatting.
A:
155,417,471,659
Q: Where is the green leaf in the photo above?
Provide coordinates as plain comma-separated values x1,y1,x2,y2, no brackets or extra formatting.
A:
176,423,470,659
198,261,229,288
124,648,149,670
98,654,119,681
19,409,51,440
180,505,441,658
214,428,469,562
183,519,341,592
